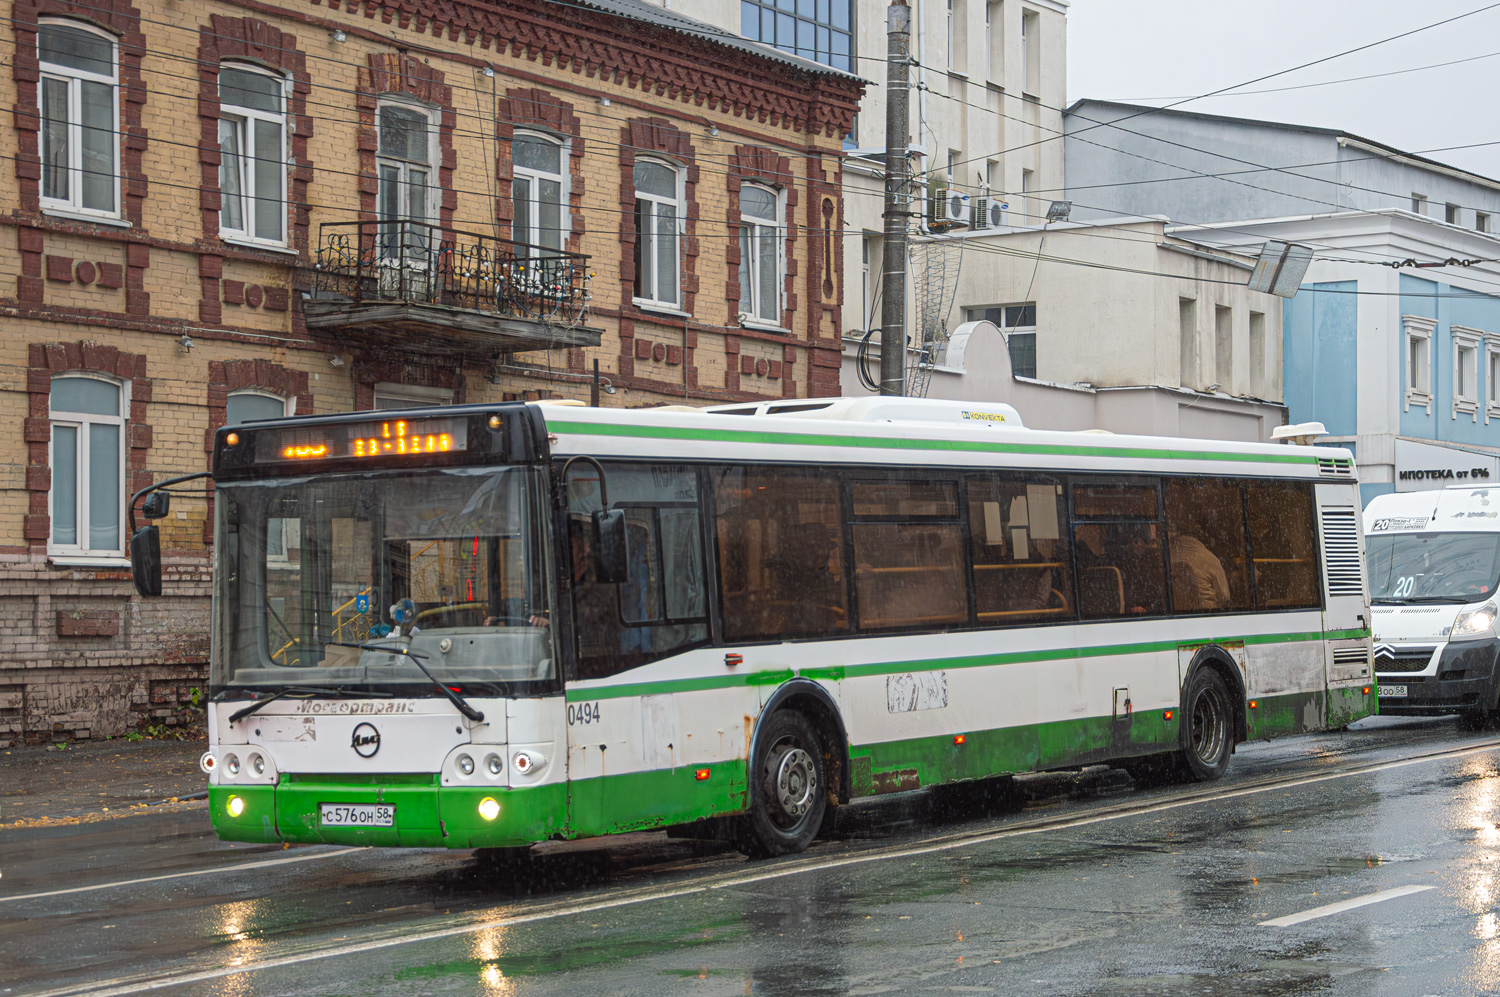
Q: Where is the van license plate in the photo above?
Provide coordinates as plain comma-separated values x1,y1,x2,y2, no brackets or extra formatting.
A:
1378,684,1408,698
319,803,394,827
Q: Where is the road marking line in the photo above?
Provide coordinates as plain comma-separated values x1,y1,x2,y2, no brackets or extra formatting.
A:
25,741,1500,997
0,848,360,903
1259,885,1436,927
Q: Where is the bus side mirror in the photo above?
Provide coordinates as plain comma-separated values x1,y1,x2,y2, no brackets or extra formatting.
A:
593,509,629,584
141,491,170,519
130,526,163,597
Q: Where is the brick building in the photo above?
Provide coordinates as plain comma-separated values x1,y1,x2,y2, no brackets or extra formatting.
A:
0,0,863,743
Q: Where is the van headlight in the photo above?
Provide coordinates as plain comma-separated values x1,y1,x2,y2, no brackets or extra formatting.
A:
1453,602,1498,638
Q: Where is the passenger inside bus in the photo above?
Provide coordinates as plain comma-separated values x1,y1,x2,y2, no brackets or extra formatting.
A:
1168,533,1232,611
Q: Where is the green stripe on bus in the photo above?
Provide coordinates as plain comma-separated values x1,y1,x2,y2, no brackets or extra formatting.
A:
565,629,1368,701
545,419,1318,466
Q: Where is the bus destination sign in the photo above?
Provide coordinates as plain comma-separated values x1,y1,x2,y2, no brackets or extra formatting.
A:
267,417,469,463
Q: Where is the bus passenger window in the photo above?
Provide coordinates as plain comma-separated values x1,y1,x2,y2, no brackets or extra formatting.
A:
1163,479,1252,613
966,477,1074,623
850,479,966,631
712,466,849,641
1246,480,1320,609
1072,481,1167,619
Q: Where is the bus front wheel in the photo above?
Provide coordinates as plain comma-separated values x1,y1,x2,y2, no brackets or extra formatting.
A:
739,711,827,858
1180,668,1233,781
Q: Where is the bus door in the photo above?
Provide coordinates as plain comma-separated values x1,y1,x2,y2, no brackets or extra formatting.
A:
1315,483,1372,724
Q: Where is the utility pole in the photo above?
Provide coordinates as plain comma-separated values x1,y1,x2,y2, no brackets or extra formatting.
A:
878,0,911,396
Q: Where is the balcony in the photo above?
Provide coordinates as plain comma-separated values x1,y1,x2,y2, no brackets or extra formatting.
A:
305,220,600,355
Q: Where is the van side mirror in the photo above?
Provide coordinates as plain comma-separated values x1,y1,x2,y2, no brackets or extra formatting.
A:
130,526,162,597
141,491,170,519
593,509,629,584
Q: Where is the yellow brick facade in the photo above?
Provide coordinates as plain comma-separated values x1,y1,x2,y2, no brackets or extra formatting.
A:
0,0,862,742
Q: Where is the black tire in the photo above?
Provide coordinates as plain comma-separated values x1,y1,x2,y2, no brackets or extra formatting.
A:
738,711,827,858
1180,667,1234,781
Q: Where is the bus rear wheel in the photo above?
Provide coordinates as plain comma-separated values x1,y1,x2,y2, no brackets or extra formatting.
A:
739,710,827,858
1180,668,1233,781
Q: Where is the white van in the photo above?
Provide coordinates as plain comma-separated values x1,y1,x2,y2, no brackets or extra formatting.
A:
1364,486,1500,724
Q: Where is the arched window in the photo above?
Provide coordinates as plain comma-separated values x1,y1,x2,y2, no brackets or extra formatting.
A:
49,375,124,556
38,21,119,217
225,389,288,425
219,64,288,246
633,159,681,307
739,183,782,326
512,132,567,257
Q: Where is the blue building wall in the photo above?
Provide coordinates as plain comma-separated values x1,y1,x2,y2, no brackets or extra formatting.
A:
1283,281,1358,435
1398,275,1500,448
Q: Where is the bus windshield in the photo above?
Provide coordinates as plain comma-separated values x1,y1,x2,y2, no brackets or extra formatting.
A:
1366,531,1500,603
213,466,555,694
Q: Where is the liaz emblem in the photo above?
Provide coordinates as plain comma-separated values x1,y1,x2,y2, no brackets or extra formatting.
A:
350,722,381,758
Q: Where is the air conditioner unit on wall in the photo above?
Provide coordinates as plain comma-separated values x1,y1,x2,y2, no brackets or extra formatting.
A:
971,196,1007,230
932,187,971,227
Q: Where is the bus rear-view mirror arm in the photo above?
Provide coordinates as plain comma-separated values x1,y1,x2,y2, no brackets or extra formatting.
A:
128,471,214,598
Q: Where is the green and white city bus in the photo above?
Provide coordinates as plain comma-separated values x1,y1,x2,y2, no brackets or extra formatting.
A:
130,396,1375,858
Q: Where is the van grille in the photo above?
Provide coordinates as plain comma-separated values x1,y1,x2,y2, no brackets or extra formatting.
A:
1320,506,1364,597
1373,644,1437,674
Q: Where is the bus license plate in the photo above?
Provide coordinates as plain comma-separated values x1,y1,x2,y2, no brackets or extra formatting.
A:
1378,684,1408,699
319,803,394,827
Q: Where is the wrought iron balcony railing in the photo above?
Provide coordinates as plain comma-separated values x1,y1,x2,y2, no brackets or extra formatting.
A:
311,220,591,328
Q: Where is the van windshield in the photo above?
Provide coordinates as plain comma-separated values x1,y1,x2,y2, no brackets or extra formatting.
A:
1366,532,1500,603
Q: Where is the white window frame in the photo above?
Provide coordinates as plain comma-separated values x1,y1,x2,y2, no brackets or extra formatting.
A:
1403,314,1435,414
48,373,126,560
375,98,439,262
1486,335,1500,423
218,63,289,248
38,19,121,220
511,130,570,258
632,157,685,312
1453,324,1482,420
738,182,784,329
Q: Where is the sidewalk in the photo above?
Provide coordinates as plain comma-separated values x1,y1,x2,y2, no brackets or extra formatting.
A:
0,737,209,827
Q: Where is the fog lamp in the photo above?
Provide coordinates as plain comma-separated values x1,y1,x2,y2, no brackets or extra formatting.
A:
457,753,475,776
227,795,245,817
249,753,265,776
486,753,503,776
478,797,501,821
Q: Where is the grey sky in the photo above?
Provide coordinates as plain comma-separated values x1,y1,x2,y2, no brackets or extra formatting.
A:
1066,0,1500,180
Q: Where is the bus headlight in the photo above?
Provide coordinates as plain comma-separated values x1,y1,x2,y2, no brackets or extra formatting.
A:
1454,602,1498,637
457,754,475,776
249,753,265,777
224,753,240,777
478,797,501,821
227,795,246,818
486,754,503,777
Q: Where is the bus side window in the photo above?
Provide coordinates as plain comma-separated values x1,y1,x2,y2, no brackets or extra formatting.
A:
712,466,849,641
966,476,1074,624
1162,479,1252,614
1071,480,1168,619
849,479,966,631
1246,480,1320,609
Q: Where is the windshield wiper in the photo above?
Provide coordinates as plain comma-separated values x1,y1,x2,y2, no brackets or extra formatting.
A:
326,642,486,724
1400,595,1471,604
226,684,390,724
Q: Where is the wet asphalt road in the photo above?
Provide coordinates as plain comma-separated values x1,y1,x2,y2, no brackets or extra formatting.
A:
7,717,1500,996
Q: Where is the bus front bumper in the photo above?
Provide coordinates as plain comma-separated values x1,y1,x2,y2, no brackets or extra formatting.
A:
1378,639,1500,715
208,780,568,849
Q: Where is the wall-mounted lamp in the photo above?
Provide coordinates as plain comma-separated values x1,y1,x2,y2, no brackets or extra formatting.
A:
331,29,346,43
598,97,611,107
482,64,495,78
179,334,194,352
328,355,346,368
1045,200,1072,223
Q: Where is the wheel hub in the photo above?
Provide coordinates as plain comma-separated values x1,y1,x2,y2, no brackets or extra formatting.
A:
772,745,818,818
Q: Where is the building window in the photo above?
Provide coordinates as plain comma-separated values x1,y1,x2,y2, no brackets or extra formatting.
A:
739,183,782,326
1454,325,1482,418
512,132,567,256
38,21,119,217
1249,310,1266,398
1487,337,1500,422
1019,167,1033,223
49,375,124,556
1020,8,1039,94
1447,203,1461,225
372,383,454,410
985,2,1001,82
1404,314,1435,413
1479,212,1490,234
1179,297,1198,390
376,102,437,258
740,0,853,72
1411,193,1428,215
633,159,681,308
226,389,289,425
219,65,287,245
968,303,1036,377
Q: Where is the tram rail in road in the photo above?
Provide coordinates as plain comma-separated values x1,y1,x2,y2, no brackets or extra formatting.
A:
11,731,1498,997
